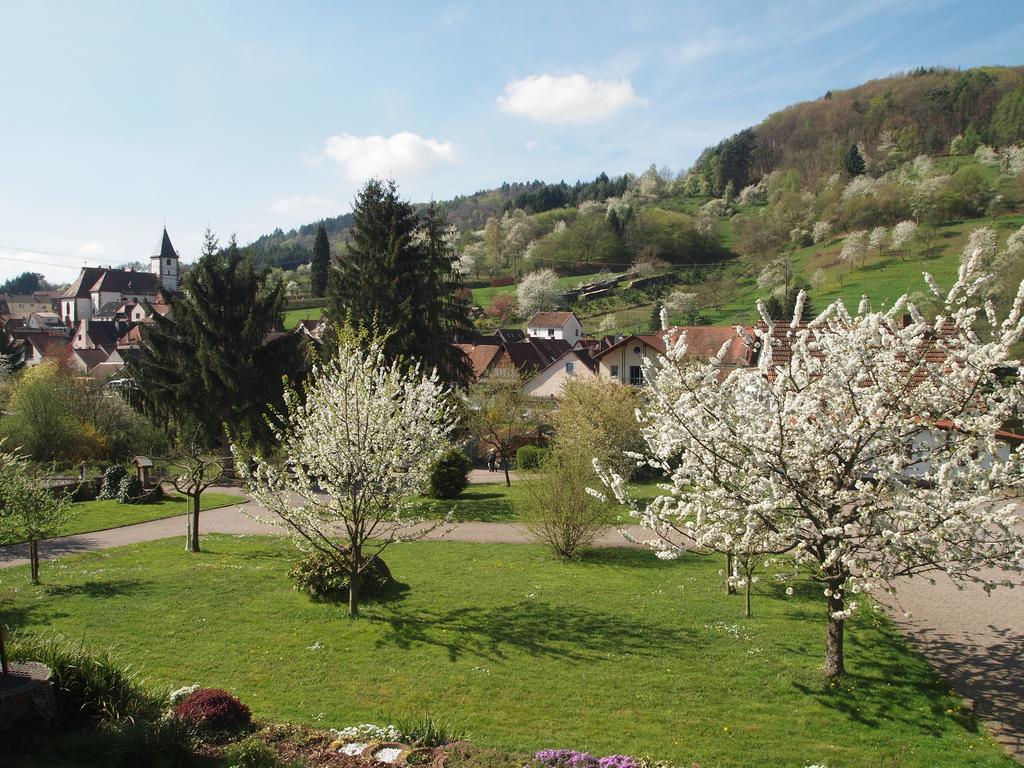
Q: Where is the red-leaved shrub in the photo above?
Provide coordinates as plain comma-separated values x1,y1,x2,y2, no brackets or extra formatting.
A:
173,688,251,732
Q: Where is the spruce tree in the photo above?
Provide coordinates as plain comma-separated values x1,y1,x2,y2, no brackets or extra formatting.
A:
326,179,473,385
310,223,330,298
0,329,24,376
126,230,304,462
842,143,865,177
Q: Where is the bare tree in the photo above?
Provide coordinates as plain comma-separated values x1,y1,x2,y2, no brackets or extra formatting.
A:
167,437,225,553
466,372,542,487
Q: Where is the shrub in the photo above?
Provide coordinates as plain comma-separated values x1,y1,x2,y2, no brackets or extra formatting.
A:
391,714,466,747
426,448,471,499
99,465,128,499
8,632,160,727
518,447,613,559
287,549,393,603
515,445,548,470
173,688,251,733
223,735,284,768
100,716,198,768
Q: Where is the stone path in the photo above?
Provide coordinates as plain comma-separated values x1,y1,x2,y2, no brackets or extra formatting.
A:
1,479,1021,761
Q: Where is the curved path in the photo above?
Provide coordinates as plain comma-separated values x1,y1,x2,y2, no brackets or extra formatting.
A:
0,481,1021,762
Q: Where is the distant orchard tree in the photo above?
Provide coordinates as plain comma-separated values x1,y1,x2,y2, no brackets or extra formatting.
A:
840,230,868,269
310,223,330,298
516,269,561,318
890,220,918,257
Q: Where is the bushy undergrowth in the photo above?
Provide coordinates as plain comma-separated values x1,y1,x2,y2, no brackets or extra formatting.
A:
8,632,161,728
287,549,393,602
99,465,129,499
515,445,548,470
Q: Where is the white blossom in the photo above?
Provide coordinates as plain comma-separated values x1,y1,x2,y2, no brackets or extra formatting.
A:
812,221,832,244
890,221,918,250
602,264,1024,677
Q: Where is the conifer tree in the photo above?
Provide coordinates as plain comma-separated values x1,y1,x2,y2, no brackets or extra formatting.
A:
0,329,24,376
310,223,330,298
126,229,303,463
842,143,865,177
326,179,472,385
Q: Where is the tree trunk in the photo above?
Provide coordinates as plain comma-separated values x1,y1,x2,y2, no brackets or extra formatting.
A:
348,546,361,618
725,552,736,595
30,540,39,585
824,586,846,679
744,577,752,619
185,498,193,551
502,455,511,488
187,493,200,553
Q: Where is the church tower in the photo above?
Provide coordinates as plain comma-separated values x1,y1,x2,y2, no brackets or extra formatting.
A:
151,227,180,292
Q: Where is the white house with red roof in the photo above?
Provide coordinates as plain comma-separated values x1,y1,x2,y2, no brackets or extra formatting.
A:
526,311,583,342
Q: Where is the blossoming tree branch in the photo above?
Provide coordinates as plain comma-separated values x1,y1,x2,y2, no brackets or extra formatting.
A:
238,331,457,617
599,251,1024,678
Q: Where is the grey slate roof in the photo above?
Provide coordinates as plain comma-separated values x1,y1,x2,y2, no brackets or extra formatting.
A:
151,227,178,260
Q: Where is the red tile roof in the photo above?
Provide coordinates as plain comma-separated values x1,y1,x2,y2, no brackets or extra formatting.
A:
527,311,577,328
455,343,501,380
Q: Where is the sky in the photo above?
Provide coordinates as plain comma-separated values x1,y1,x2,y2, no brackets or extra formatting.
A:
1,0,1023,285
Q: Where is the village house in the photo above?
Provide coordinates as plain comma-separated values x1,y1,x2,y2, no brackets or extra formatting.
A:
594,326,756,386
526,311,583,342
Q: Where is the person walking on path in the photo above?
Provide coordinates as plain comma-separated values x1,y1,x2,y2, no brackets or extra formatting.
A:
79,461,87,483
487,450,497,472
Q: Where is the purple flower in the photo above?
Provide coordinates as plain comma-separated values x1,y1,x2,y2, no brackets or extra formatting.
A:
533,750,600,768
599,757,638,768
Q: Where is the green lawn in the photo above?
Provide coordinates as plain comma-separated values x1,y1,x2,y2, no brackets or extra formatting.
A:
59,492,244,537
1,535,1010,767
410,478,665,523
282,305,325,329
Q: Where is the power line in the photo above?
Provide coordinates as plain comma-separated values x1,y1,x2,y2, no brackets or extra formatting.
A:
0,243,83,262
0,252,86,270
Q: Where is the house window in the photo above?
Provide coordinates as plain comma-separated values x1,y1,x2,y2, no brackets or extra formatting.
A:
548,328,554,337
575,328,579,337
633,346,641,354
610,364,619,378
565,362,574,374
629,366,644,386
166,258,171,266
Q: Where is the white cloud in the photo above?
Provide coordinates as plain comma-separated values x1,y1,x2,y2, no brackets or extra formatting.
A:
524,140,539,151
497,74,645,124
269,195,343,220
324,132,457,182
75,241,105,257
677,28,753,62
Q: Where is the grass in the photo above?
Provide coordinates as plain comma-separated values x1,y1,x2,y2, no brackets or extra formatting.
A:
1,537,1013,767
409,477,665,523
282,305,324,329
59,492,244,538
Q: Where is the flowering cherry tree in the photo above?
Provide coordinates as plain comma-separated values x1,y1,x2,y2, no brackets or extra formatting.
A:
600,255,1024,678
238,334,456,617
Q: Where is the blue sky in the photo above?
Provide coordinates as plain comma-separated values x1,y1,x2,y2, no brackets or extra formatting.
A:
1,0,1022,285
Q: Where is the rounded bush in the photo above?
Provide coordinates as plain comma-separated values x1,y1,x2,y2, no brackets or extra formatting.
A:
516,445,548,471
173,688,251,733
287,550,393,602
426,448,471,499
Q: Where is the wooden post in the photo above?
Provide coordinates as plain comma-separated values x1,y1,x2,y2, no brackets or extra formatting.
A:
0,622,9,675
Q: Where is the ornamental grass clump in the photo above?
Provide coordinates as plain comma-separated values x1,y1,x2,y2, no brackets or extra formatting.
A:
173,688,251,733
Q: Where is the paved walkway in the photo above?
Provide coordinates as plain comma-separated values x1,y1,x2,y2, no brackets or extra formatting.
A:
1,479,1021,761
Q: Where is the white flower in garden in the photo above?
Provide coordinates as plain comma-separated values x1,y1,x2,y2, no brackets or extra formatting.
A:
785,587,794,596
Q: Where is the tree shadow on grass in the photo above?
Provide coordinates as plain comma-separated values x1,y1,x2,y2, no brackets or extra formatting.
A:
369,598,695,663
574,547,686,571
42,579,149,600
791,616,988,738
